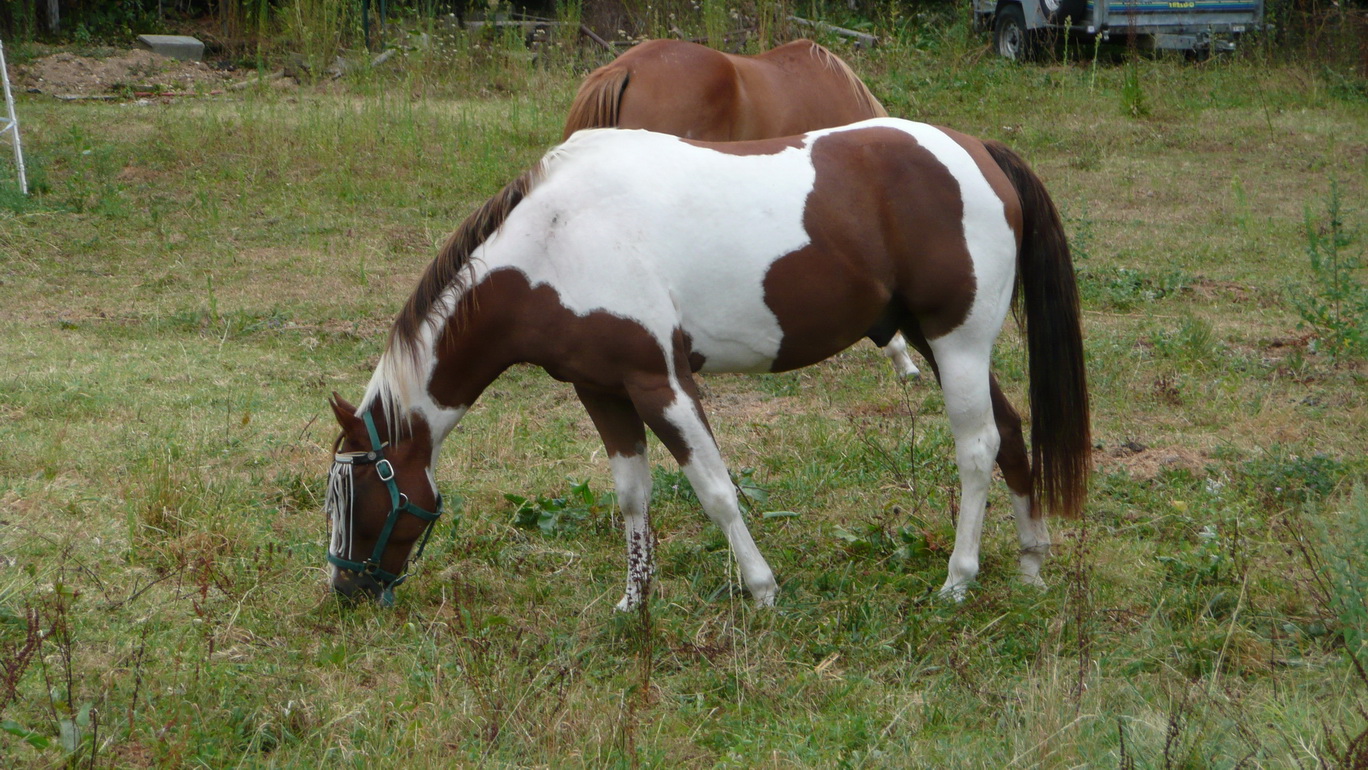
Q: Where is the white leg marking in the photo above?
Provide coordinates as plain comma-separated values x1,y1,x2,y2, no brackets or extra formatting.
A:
662,398,778,607
933,347,999,602
883,334,921,379
1013,493,1051,588
610,452,656,612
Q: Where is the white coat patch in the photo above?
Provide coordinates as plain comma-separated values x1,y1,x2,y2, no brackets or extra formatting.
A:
469,128,818,372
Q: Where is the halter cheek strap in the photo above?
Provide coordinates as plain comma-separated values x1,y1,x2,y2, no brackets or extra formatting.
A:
326,411,444,592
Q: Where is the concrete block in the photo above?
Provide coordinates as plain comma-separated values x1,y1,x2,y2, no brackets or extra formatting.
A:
136,35,205,62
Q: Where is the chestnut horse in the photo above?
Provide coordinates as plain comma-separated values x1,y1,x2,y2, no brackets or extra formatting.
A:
563,38,887,142
564,38,921,378
324,119,1091,610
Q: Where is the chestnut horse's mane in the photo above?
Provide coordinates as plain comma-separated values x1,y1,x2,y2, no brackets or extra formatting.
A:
562,64,630,136
804,42,887,120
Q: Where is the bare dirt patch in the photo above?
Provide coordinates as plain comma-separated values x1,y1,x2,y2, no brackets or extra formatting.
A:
1097,442,1211,480
9,49,252,96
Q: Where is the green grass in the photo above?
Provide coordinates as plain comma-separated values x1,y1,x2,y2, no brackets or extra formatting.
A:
1,22,1367,768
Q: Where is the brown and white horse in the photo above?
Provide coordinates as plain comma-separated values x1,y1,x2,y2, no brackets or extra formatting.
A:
564,38,921,378
324,119,1091,610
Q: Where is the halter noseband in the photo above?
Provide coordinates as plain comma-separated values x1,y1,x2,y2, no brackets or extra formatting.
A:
327,411,444,594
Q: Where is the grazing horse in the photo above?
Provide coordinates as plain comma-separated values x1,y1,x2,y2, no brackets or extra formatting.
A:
324,118,1091,610
564,38,921,378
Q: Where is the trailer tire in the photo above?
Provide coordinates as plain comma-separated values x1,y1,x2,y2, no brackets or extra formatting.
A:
994,4,1036,61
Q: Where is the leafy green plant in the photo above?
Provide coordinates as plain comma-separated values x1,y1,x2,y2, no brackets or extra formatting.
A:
1238,447,1348,508
832,520,934,564
1293,181,1367,359
507,479,615,537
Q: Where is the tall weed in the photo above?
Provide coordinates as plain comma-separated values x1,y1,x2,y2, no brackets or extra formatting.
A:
1293,182,1367,360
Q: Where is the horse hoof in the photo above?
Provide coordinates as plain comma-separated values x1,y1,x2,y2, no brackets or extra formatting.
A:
751,585,778,608
937,582,969,603
887,354,921,379
1018,573,1047,590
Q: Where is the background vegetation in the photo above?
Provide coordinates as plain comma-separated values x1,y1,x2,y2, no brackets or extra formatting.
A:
1,2,1366,766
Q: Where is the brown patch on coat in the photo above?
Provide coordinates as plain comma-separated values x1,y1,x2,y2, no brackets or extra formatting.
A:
681,135,807,156
762,126,980,372
431,269,706,465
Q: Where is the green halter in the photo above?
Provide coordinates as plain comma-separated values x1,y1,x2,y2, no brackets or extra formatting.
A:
327,411,443,598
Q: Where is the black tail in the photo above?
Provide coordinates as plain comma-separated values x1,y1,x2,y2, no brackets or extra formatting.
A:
985,141,1091,518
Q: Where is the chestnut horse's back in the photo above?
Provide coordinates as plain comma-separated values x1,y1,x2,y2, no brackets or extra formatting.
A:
562,38,885,141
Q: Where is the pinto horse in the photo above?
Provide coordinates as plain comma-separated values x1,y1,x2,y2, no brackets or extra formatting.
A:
324,118,1091,609
563,38,921,378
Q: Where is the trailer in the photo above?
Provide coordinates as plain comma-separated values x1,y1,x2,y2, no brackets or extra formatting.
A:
976,0,1264,60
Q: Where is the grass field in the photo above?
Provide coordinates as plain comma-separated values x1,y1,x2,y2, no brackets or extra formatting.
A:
1,18,1367,768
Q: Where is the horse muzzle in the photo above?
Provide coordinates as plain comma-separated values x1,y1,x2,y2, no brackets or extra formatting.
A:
331,569,396,607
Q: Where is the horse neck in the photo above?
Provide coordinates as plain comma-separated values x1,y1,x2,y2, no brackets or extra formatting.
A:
361,332,466,457
363,282,509,453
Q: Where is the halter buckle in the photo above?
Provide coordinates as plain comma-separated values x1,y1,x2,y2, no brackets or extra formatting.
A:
375,458,395,482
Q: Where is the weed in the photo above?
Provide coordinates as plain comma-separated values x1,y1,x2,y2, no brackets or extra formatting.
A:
1283,484,1368,766
0,605,41,715
1300,483,1368,682
1238,447,1348,509
1293,182,1367,360
508,479,615,537
832,507,938,567
1152,314,1220,367
1077,266,1192,311
1121,54,1150,118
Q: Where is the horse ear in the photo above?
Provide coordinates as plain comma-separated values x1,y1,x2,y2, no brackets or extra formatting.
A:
329,393,362,435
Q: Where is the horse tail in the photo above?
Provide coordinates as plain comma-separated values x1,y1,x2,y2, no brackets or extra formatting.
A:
562,64,631,139
808,41,887,118
984,140,1091,519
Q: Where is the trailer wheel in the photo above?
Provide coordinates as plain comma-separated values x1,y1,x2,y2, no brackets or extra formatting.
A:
994,4,1035,61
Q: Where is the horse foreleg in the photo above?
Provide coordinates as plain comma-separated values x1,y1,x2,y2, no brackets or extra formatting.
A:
575,386,656,612
628,375,778,607
927,342,999,601
989,376,1051,588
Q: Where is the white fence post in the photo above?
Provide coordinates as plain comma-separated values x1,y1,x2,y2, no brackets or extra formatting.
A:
0,35,29,196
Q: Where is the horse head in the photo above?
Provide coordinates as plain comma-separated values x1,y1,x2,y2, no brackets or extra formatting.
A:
324,393,444,605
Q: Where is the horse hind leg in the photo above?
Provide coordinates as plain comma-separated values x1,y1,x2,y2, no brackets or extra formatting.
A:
990,375,1051,587
575,386,656,612
866,313,921,379
883,333,921,379
920,331,1000,601
627,370,778,607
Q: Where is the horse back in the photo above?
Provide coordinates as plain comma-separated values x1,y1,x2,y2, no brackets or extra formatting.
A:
732,40,887,137
563,39,886,143
566,39,743,140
